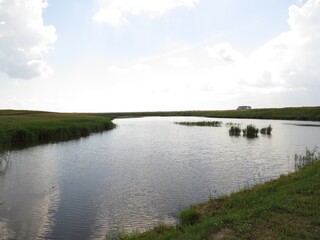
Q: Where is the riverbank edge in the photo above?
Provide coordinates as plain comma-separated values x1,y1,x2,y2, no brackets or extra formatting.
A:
95,106,320,121
0,110,116,150
113,159,320,240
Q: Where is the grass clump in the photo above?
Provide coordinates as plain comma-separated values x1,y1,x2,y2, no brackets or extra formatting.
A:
260,125,272,135
179,207,201,226
175,121,222,127
114,148,320,240
242,125,259,138
229,126,242,136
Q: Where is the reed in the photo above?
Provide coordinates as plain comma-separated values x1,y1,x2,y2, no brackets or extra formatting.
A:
229,126,241,136
242,124,259,138
260,125,272,135
175,121,222,127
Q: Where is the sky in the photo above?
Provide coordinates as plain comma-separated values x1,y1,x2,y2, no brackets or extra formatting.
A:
0,0,319,112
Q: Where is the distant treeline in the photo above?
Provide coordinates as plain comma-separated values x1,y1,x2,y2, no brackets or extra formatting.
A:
0,110,115,149
94,106,320,121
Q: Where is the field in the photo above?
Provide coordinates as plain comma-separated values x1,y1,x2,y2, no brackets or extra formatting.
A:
0,110,115,149
113,150,320,240
96,106,320,121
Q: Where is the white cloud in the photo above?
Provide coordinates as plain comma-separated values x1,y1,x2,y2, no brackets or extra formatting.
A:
93,0,200,26
206,43,243,64
0,0,56,79
167,57,191,68
242,0,320,90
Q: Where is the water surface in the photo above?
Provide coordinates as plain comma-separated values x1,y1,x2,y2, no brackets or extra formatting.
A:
0,117,319,239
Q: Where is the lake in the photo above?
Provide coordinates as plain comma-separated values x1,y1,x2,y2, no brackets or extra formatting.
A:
0,117,319,239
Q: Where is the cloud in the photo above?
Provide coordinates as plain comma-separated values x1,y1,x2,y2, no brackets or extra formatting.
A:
206,43,243,64
0,0,56,79
167,57,191,68
241,0,320,90
93,0,200,26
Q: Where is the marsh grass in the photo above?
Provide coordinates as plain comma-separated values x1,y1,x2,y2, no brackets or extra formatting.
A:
0,110,115,149
225,122,241,127
175,121,222,127
229,126,241,136
294,147,319,170
260,125,272,135
114,149,320,240
242,125,259,138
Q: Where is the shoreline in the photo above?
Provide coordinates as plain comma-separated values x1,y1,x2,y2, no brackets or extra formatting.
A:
0,111,115,150
115,156,320,239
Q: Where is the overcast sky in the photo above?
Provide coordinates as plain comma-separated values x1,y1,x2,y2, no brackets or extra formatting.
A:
0,0,319,112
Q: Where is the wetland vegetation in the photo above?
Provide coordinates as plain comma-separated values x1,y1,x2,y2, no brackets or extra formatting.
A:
175,121,222,127
0,110,115,149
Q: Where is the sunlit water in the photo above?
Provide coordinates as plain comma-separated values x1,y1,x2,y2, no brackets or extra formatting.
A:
0,117,319,239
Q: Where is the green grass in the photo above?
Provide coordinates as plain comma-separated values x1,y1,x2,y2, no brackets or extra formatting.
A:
260,125,273,135
0,110,115,149
95,106,320,121
242,125,259,138
229,126,242,136
175,121,222,127
111,149,320,240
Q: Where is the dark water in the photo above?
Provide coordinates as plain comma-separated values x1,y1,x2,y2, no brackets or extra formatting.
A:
0,117,319,239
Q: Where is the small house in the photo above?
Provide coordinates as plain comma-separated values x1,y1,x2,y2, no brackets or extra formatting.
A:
237,106,252,110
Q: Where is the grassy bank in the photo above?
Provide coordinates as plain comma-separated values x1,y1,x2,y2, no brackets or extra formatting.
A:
112,151,320,240
0,110,115,149
96,106,320,121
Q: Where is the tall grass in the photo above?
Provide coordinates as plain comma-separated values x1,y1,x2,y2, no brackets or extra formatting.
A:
0,111,115,149
294,147,319,170
229,126,241,136
242,125,259,138
260,125,272,135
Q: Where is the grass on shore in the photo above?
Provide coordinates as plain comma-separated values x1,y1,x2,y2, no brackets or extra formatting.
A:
110,149,320,240
0,110,115,149
96,106,320,121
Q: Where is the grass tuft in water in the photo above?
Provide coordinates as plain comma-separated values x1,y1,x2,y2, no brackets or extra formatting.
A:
260,125,272,135
242,125,259,138
175,121,222,127
229,126,242,136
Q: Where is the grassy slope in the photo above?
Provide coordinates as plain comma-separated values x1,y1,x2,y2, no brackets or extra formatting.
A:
96,106,320,121
0,110,115,148
117,161,320,240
